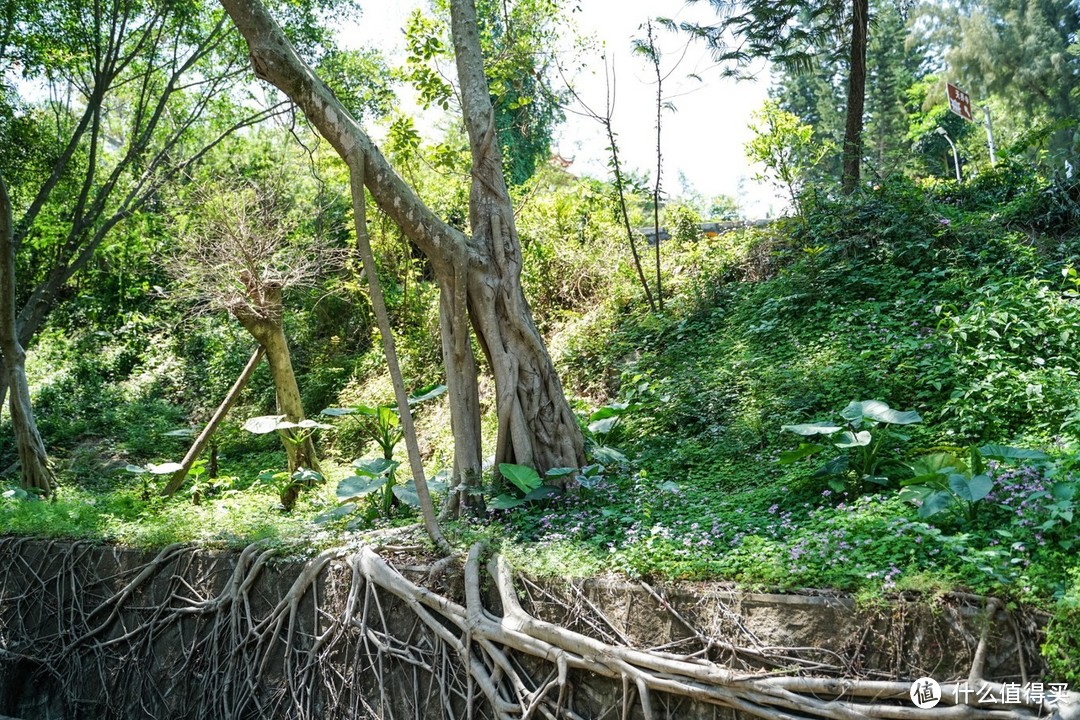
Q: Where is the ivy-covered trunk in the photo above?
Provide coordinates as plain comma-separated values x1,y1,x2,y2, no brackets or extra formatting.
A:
219,0,585,518
0,175,54,495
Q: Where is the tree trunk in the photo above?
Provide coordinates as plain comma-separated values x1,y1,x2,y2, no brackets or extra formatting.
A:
218,0,585,513
0,176,54,495
232,294,319,483
162,346,265,497
449,0,585,477
840,0,869,195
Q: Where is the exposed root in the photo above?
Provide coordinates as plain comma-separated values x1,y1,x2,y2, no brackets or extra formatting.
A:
0,536,1072,720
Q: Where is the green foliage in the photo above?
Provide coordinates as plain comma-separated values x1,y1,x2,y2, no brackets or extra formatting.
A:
745,101,832,214
900,445,1050,522
781,400,922,494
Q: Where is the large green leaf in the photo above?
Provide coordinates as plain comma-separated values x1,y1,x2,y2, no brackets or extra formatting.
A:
336,475,388,500
949,473,993,502
352,457,399,477
499,463,542,494
778,442,826,464
392,483,420,507
408,383,447,405
841,400,922,426
314,503,356,524
835,430,872,448
588,416,619,435
977,444,1049,462
782,423,842,436
523,485,562,502
320,407,357,416
907,453,963,479
916,490,954,518
491,494,525,509
813,455,849,477
243,415,286,434
147,462,184,475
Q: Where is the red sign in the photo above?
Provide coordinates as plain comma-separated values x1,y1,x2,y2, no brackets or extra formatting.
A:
947,82,974,121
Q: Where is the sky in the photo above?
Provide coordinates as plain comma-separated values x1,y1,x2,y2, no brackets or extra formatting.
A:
348,1,780,217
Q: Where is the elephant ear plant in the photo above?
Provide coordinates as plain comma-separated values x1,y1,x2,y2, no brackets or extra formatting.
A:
780,400,922,495
900,444,1050,522
323,384,447,520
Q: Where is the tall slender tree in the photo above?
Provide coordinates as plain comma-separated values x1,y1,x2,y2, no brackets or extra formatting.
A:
679,0,876,192
219,0,585,516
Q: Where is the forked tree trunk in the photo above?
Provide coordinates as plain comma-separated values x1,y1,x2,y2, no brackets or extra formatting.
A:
219,0,585,515
0,176,54,495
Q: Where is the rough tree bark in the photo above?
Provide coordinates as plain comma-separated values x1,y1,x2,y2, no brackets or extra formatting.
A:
218,0,585,514
231,286,319,486
0,175,54,495
840,0,870,195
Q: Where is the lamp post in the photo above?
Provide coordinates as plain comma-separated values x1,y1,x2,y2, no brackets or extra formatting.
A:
935,127,962,183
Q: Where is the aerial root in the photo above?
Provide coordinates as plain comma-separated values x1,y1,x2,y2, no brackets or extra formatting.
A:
0,535,1073,720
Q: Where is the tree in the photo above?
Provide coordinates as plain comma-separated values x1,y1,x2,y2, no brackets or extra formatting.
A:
0,0,292,445
402,0,566,187
219,0,585,516
771,0,920,182
167,179,344,504
745,100,833,215
679,0,876,193
0,173,54,494
915,0,1080,161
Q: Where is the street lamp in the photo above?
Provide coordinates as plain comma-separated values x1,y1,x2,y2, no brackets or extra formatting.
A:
934,127,962,183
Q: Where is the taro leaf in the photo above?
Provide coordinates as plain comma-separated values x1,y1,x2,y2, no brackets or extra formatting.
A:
866,475,890,486
124,464,148,475
408,384,447,405
523,485,562,502
499,463,542,494
588,416,619,435
907,453,962,479
314,503,357,524
2,488,29,500
244,415,286,434
545,466,577,479
577,474,602,490
352,457,398,477
580,464,603,477
491,494,525,510
294,419,332,430
659,480,681,493
147,462,184,475
336,475,388,501
835,430,872,448
977,444,1050,462
782,423,842,436
899,485,932,504
590,446,628,464
292,468,324,485
841,400,922,426
813,455,849,477
320,407,357,416
917,490,955,518
1053,482,1077,502
393,482,420,507
163,428,195,437
827,478,846,493
779,442,826,464
949,473,993,502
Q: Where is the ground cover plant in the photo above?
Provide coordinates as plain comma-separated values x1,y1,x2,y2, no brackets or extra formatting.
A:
3,138,1080,720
